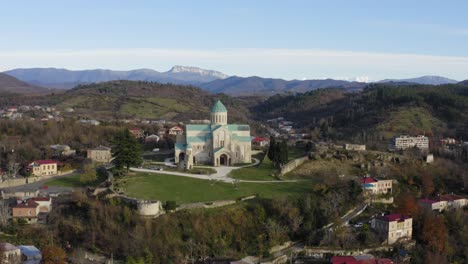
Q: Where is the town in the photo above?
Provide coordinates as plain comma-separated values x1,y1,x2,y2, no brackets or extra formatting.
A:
1,1,468,264
1,97,467,264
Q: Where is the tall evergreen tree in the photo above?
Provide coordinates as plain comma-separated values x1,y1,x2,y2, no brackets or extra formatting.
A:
267,136,276,161
112,129,143,172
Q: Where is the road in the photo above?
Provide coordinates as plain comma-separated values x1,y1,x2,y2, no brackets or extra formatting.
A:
1,172,77,194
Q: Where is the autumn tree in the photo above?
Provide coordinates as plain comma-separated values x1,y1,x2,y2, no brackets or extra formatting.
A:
421,171,435,197
422,215,449,254
42,245,67,264
395,191,419,217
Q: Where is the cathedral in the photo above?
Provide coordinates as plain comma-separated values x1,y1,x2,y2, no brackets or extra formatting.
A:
175,100,252,168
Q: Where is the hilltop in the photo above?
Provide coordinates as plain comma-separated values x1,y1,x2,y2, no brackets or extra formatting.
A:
52,80,256,124
0,73,51,94
200,76,366,96
253,84,468,146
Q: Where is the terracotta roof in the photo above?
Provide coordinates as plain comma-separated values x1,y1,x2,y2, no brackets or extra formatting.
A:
377,213,409,222
0,242,19,252
252,137,269,142
440,194,465,201
31,159,58,165
14,201,39,208
170,126,183,130
30,197,51,202
361,177,377,184
332,256,394,264
419,198,438,204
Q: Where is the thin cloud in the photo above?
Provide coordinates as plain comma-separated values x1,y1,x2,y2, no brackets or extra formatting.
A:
1,48,467,80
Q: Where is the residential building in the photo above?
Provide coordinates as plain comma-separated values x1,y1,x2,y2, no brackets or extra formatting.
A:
419,194,467,212
12,201,40,223
50,144,76,157
361,177,393,195
145,134,160,143
129,127,144,138
344,144,366,151
392,135,429,150
175,100,251,168
169,125,184,135
252,137,269,147
331,255,394,264
87,146,112,163
19,245,42,264
371,213,412,245
27,160,60,177
29,197,52,213
0,243,21,264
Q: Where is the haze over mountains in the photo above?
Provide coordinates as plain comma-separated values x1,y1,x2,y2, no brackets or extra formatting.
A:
4,66,229,89
2,66,465,96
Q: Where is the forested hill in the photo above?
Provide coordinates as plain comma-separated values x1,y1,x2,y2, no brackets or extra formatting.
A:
53,80,258,124
253,84,468,144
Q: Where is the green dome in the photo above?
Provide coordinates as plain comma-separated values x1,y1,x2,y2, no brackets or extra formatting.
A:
210,100,227,113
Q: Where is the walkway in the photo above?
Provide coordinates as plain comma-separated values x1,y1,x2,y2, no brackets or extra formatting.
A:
130,158,300,184
1,172,77,194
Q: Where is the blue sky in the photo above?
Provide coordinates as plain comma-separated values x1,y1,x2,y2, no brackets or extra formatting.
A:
1,0,468,81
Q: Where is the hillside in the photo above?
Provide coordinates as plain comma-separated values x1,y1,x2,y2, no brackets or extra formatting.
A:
254,84,468,146
4,66,229,89
0,73,51,94
53,81,255,124
200,76,366,96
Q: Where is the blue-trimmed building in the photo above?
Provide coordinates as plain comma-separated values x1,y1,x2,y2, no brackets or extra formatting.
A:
175,100,252,168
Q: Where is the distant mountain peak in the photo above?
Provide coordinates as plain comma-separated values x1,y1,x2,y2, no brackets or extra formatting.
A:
378,75,458,85
167,65,229,79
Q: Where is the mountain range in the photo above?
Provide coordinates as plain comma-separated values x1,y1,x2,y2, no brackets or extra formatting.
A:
2,66,465,96
4,66,229,89
378,75,458,85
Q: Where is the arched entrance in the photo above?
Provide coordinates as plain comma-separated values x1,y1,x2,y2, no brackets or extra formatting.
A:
178,152,185,163
219,154,229,166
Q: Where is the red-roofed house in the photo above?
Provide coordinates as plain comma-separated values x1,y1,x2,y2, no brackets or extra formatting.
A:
332,256,394,264
129,128,144,138
169,126,184,135
27,160,61,177
12,201,40,223
361,177,392,195
252,137,270,147
419,194,466,212
371,213,412,244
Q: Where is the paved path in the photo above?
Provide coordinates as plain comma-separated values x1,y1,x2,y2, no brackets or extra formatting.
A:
130,158,300,184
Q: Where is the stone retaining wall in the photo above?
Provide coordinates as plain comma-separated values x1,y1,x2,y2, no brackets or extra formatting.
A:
280,156,309,176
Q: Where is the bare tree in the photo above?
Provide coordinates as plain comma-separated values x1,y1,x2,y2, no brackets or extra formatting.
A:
0,200,9,227
6,152,19,178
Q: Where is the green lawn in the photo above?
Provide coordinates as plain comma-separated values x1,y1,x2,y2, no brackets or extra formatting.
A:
45,174,83,187
229,155,279,181
118,172,314,204
288,147,306,161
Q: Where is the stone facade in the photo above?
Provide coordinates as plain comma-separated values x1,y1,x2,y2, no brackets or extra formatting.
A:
371,214,412,245
27,160,59,177
87,146,112,163
175,100,251,168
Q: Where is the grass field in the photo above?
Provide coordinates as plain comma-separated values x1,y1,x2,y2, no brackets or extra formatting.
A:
118,172,313,203
229,155,278,181
45,174,83,187
377,106,444,139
